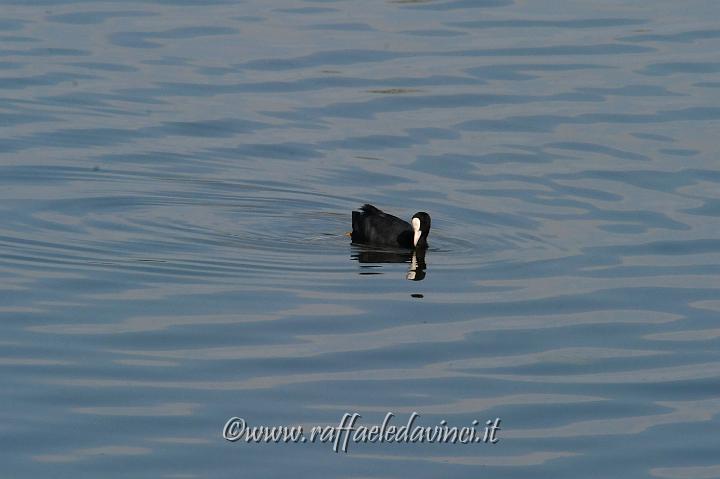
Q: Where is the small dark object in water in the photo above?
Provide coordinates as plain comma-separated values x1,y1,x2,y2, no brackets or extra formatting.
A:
351,204,431,249
411,293,424,299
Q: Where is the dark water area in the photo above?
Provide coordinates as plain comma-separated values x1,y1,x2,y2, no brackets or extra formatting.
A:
1,0,719,477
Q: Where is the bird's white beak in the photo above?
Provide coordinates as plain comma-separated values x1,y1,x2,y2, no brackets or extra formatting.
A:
412,217,421,246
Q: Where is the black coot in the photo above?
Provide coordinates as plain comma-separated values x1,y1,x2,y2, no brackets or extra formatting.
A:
351,204,431,249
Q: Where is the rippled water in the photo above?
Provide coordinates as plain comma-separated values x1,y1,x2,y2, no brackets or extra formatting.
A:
2,0,719,477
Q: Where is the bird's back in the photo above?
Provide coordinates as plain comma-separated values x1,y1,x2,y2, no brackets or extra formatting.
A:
352,204,413,248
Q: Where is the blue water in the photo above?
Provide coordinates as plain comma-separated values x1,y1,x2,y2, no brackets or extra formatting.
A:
1,0,719,477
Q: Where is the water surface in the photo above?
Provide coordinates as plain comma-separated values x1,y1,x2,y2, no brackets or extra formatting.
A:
1,0,719,477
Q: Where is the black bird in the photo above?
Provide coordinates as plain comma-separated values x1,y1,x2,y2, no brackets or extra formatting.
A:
351,204,431,249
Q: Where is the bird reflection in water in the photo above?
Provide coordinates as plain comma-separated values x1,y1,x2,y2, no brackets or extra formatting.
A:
351,248,427,281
